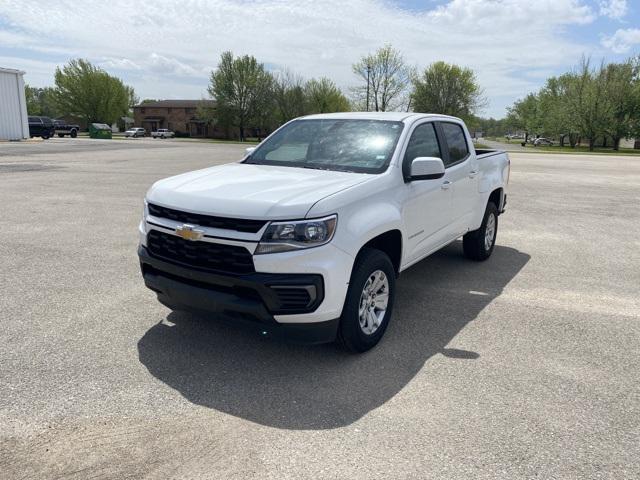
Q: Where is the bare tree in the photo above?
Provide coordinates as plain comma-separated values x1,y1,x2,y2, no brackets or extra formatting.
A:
272,69,307,123
352,45,412,112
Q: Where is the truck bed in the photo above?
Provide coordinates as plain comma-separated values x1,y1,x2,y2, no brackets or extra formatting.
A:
475,148,505,159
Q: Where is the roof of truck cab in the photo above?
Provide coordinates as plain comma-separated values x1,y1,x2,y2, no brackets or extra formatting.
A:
300,112,462,123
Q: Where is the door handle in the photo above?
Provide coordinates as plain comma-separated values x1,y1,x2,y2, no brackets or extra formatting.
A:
441,180,452,190
469,170,478,178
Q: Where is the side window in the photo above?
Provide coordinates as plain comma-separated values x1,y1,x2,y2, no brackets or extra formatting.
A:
403,123,441,177
441,123,469,166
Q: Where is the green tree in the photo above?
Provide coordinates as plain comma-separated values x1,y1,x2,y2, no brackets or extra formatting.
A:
506,93,540,144
53,59,135,125
352,45,412,112
207,51,273,141
411,61,486,122
304,78,350,113
564,58,610,151
24,85,59,117
272,69,308,123
537,74,580,147
602,59,640,150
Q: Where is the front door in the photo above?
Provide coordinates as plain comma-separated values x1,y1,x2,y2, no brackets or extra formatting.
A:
401,122,453,265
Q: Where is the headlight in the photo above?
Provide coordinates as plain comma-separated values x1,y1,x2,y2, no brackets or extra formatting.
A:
255,215,337,254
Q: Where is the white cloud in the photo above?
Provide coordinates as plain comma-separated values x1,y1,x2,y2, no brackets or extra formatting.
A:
598,0,628,20
101,58,142,71
601,28,640,53
0,0,600,117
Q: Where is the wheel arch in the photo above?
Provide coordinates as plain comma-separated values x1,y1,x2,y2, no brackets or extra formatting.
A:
356,229,403,277
488,187,504,211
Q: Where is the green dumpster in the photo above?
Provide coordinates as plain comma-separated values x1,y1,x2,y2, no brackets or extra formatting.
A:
89,123,112,139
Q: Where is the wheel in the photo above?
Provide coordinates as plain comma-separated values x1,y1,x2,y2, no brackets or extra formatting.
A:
337,248,396,352
70,130,77,138
42,134,49,140
463,202,498,261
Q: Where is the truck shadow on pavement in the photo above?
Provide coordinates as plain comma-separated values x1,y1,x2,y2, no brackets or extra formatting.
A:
137,243,529,430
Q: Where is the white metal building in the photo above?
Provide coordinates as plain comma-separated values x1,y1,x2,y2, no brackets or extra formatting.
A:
0,67,29,140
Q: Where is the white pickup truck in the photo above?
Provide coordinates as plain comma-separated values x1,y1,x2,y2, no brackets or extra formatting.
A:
138,112,509,352
151,129,175,139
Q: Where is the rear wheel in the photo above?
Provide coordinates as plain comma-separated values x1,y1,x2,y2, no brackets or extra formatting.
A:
42,134,49,140
337,248,396,353
463,202,498,261
70,130,77,138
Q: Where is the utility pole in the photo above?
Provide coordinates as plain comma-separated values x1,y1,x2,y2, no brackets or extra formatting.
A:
366,63,370,112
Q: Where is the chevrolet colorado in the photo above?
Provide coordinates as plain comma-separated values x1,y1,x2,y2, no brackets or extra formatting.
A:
138,112,509,352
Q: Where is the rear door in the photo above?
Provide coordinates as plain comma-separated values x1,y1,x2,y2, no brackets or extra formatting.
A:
400,121,454,264
437,122,478,235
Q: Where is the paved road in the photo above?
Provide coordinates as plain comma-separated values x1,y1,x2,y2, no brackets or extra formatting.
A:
1,139,639,479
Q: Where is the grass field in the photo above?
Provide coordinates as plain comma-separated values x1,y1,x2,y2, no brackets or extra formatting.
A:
485,136,640,156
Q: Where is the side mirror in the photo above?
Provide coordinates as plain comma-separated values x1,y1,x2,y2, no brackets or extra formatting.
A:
245,147,256,155
409,157,445,181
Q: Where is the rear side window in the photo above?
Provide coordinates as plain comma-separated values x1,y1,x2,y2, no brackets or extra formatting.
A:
441,123,469,165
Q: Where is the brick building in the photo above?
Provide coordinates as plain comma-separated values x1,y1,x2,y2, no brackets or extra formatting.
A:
132,99,224,138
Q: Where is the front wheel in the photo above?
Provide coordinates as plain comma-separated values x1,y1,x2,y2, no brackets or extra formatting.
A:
337,248,396,353
42,134,49,140
70,130,77,138
463,202,498,261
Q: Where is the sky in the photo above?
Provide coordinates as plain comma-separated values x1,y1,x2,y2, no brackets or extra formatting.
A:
1,0,638,118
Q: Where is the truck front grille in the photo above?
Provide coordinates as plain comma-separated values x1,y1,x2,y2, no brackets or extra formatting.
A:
148,203,266,233
147,229,255,275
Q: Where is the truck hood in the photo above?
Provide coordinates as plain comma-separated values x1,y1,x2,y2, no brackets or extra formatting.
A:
146,162,372,219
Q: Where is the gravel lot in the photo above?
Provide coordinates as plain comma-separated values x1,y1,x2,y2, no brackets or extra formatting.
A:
1,137,639,479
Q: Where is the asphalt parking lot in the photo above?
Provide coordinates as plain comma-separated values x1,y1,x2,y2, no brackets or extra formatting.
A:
1,137,639,479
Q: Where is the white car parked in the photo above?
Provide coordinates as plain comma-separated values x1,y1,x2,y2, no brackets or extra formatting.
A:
151,129,175,139
138,112,510,352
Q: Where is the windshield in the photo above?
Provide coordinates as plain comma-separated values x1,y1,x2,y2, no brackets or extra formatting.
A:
245,119,404,173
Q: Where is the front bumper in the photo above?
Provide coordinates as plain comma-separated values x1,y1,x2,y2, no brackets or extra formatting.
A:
138,245,339,344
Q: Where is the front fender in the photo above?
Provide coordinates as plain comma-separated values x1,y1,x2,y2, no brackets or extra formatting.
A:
307,178,404,259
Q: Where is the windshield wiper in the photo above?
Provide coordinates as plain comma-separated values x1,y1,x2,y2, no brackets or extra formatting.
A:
300,165,333,170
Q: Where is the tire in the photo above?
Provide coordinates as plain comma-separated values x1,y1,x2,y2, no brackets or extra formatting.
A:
70,130,77,138
42,134,49,140
337,248,396,353
463,202,498,261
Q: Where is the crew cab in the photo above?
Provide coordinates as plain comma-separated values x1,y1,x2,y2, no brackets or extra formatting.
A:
151,129,175,139
125,127,146,138
53,119,80,138
138,113,509,352
28,116,55,140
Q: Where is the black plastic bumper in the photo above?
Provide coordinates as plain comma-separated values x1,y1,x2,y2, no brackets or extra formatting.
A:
138,245,338,344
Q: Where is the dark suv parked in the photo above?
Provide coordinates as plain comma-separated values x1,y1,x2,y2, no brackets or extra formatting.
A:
28,116,55,140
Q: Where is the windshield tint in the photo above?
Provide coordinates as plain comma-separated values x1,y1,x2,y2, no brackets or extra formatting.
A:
245,119,404,173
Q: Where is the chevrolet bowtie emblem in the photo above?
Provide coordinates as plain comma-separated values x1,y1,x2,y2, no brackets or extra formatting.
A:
175,224,204,241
